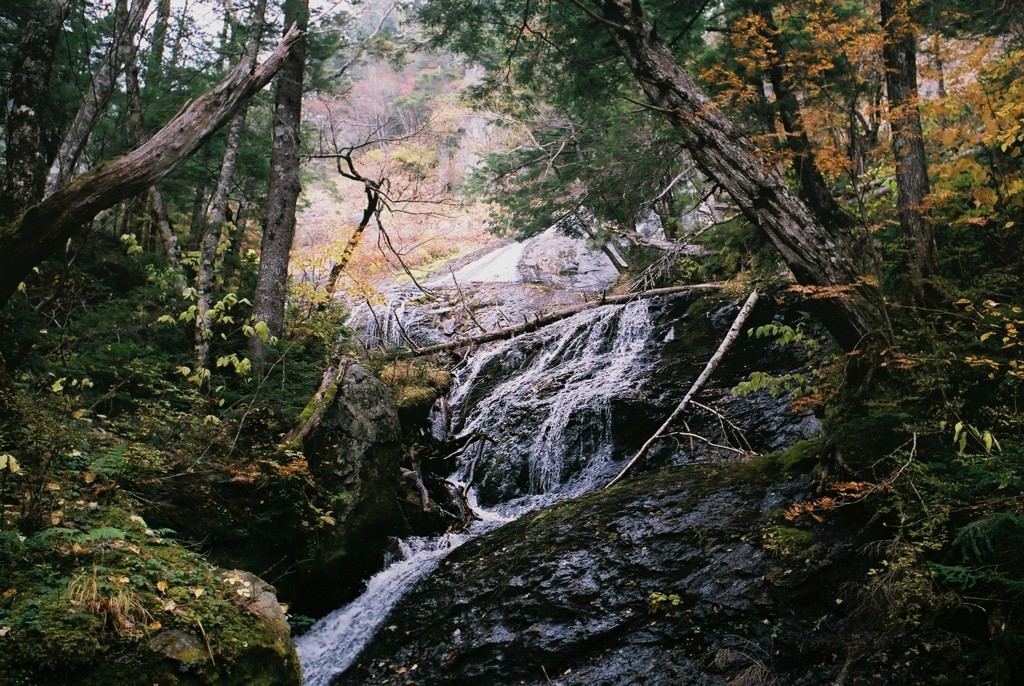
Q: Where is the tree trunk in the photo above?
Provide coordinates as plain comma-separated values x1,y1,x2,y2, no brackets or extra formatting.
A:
756,8,855,234
45,0,150,195
123,8,183,279
250,0,309,358
0,26,305,308
324,179,381,299
148,187,184,276
585,0,885,353
880,0,939,304
146,0,172,86
0,0,71,216
196,0,268,369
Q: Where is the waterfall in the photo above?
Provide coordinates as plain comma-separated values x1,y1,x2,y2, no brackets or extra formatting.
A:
448,298,658,506
297,298,669,685
295,535,470,686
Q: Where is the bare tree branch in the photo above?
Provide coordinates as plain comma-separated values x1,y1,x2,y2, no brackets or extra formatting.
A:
605,290,760,488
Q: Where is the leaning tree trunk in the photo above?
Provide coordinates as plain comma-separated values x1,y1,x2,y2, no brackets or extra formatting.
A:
250,0,309,358
45,0,150,195
147,0,171,83
880,0,939,304
0,0,71,216
585,0,885,353
0,27,304,307
196,0,268,370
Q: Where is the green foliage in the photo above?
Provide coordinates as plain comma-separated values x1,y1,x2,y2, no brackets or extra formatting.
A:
647,591,683,614
733,322,823,400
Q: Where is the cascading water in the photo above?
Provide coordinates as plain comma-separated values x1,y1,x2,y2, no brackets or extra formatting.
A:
295,535,470,686
446,298,659,508
296,298,671,685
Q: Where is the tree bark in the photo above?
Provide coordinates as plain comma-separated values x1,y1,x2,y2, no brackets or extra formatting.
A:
146,0,172,87
755,7,855,234
45,0,151,195
196,0,268,369
584,0,885,353
250,0,309,358
880,0,939,304
0,0,71,216
123,10,183,280
0,26,305,308
325,172,382,299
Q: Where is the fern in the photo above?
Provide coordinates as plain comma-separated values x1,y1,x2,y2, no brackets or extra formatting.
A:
85,527,126,542
952,512,1024,563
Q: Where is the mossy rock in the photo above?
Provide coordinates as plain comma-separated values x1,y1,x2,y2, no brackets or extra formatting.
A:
0,506,300,686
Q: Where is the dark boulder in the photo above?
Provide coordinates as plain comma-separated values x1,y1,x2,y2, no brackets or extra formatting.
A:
334,453,989,685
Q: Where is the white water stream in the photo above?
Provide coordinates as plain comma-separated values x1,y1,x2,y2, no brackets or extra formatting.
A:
297,297,664,686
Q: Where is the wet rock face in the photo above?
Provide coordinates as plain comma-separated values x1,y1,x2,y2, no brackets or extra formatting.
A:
299,362,407,616
333,462,855,686
516,230,620,291
444,291,822,508
333,459,985,686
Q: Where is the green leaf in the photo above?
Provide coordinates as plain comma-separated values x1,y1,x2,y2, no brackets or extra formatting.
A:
254,320,271,342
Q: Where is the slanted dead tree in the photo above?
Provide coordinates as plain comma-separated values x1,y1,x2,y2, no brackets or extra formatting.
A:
410,283,724,357
0,25,305,308
45,0,151,195
582,0,887,353
605,289,760,488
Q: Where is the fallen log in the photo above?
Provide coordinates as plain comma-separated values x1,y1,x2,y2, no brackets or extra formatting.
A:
604,289,761,489
409,282,724,357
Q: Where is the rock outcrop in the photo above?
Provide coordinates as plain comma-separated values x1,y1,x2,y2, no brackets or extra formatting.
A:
297,361,408,616
335,453,990,685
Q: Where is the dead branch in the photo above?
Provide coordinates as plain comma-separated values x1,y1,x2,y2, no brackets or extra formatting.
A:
284,352,352,446
691,399,754,453
401,465,431,511
605,289,760,488
664,431,757,458
409,283,724,357
448,267,489,334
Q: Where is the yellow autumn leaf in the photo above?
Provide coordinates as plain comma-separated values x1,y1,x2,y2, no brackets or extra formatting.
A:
2,588,16,600
156,581,169,594
148,621,162,631
189,587,204,599
973,187,998,207
0,454,21,474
